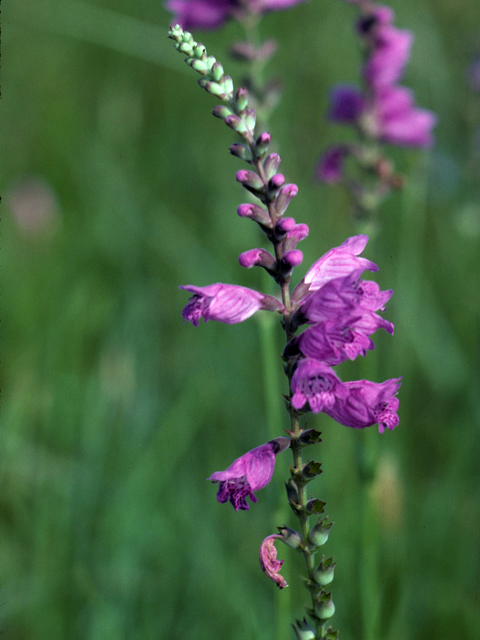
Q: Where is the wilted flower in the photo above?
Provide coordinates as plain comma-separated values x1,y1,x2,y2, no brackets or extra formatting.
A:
259,534,288,588
207,437,290,511
180,283,284,326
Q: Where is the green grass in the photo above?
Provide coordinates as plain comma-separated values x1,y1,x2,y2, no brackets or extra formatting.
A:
2,1,480,639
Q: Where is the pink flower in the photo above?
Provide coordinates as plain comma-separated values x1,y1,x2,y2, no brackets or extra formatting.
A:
291,359,349,413
180,283,283,326
328,85,364,124
316,145,349,184
207,438,290,511
371,86,437,147
324,378,402,432
300,235,378,295
259,535,288,589
364,23,413,90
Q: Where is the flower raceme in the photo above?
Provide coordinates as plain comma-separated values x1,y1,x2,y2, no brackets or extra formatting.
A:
207,438,291,511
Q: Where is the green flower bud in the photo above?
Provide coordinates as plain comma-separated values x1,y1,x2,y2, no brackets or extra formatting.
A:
314,591,335,622
244,108,256,131
194,43,206,58
206,55,216,70
313,555,336,587
225,115,248,137
197,79,227,100
291,617,315,640
177,42,194,55
277,525,302,549
185,58,209,75
211,61,224,83
223,75,234,96
212,105,235,120
308,517,333,548
255,132,271,158
263,153,281,180
229,144,253,163
235,87,249,112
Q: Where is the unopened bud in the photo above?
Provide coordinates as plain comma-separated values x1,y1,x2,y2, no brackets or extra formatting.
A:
236,170,264,191
212,105,234,119
274,217,296,240
237,203,271,227
229,143,252,163
268,173,285,198
235,87,249,112
238,248,276,270
275,183,298,216
283,223,310,253
285,478,301,513
223,75,234,96
194,43,206,58
282,250,303,269
197,78,227,100
225,115,248,136
313,555,336,587
308,517,333,548
211,61,224,83
244,108,256,131
264,153,281,180
255,132,271,158
185,57,208,74
177,42,194,55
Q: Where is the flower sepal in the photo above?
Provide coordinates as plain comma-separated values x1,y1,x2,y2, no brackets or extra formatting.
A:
309,517,334,548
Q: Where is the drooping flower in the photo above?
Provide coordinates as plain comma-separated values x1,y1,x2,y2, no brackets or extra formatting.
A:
167,0,306,31
207,437,290,511
290,359,349,413
180,283,284,326
259,534,288,589
324,378,402,432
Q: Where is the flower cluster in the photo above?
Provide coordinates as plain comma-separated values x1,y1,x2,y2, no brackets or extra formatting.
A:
317,0,436,188
166,0,306,31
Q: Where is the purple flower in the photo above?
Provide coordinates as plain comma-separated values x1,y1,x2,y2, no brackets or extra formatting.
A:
167,0,306,31
207,438,290,511
180,283,284,326
300,235,377,295
292,312,393,365
328,85,364,124
259,535,288,589
324,378,402,432
364,23,413,90
371,86,437,147
316,145,349,184
291,359,349,413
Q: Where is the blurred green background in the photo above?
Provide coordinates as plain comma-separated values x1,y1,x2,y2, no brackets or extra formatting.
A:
2,0,480,638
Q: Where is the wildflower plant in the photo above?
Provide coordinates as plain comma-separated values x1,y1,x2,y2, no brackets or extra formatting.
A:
169,23,401,640
316,0,437,224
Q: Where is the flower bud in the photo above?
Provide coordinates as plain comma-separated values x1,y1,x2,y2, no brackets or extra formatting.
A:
238,248,276,270
282,223,309,253
244,108,256,131
206,55,216,70
197,78,227,100
211,61,224,83
285,478,301,513
223,75,234,96
277,525,303,549
237,203,271,227
275,183,298,216
194,43,206,58
225,115,248,137
313,555,336,587
185,57,208,74
177,42,194,55
236,170,265,197
291,618,315,640
235,87,249,112
282,250,303,269
255,132,271,158
264,153,281,180
274,217,296,240
212,105,234,119
314,591,335,621
229,143,253,163
268,173,285,198
308,517,333,548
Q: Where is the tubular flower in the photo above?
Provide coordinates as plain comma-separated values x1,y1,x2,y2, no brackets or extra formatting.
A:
324,378,402,432
291,359,349,413
207,438,290,511
180,283,284,326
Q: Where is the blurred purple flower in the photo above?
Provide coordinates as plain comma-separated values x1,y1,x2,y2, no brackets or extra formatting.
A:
208,438,290,511
180,283,283,326
259,534,288,589
363,23,413,90
329,85,364,124
324,378,402,432
167,0,306,30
